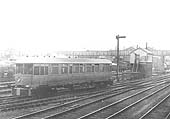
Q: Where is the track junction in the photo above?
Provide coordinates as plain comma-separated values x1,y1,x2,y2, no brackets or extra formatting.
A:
0,75,170,119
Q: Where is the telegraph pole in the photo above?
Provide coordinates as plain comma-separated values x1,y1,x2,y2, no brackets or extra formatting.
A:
116,35,126,81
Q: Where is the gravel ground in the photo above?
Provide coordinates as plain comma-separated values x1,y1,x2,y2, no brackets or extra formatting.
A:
82,84,168,119
53,88,151,119
112,84,170,119
0,79,168,119
0,87,113,119
141,91,170,119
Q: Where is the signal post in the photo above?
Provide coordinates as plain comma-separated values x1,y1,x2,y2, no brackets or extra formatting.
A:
116,35,126,81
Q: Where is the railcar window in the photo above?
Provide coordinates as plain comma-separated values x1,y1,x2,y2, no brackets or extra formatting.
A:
24,64,33,74
79,64,84,73
86,64,92,72
73,64,79,73
34,66,39,75
51,67,59,74
51,64,58,74
40,66,44,75
69,66,72,74
100,64,104,72
61,64,68,74
16,64,24,74
107,64,111,72
103,64,110,72
92,65,95,72
94,64,99,72
45,66,48,75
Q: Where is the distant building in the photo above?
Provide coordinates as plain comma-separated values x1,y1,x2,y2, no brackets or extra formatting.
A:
129,47,153,64
129,47,153,77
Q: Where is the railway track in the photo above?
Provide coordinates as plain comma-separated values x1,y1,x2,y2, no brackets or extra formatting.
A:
74,82,170,119
11,86,148,119
137,93,170,119
0,82,144,112
1,75,169,112
10,76,170,119
0,81,15,86
40,83,170,119
102,85,170,119
0,89,11,95
0,75,169,119
0,81,14,97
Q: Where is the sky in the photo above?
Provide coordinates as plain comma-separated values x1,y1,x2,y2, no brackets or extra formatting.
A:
0,0,170,53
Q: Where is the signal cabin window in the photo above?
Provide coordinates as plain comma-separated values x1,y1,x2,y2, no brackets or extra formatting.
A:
94,64,99,72
34,66,39,75
73,64,79,73
16,64,24,74
61,64,68,74
86,64,92,72
79,64,84,73
24,64,33,74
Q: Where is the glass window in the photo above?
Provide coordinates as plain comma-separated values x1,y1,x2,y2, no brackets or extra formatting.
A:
69,66,73,74
45,66,48,75
103,64,110,72
34,66,39,75
86,64,92,72
100,64,104,72
61,67,68,74
92,65,95,72
51,67,59,74
16,64,23,74
73,64,79,73
40,66,44,75
61,64,68,74
24,64,33,74
95,64,99,72
79,64,84,73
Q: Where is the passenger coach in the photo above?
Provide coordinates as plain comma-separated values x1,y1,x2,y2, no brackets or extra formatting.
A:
13,57,113,96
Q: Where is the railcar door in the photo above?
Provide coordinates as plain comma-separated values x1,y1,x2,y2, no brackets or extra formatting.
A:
33,64,49,88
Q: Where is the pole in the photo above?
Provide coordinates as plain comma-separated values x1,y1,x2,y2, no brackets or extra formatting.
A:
116,35,126,82
116,35,119,81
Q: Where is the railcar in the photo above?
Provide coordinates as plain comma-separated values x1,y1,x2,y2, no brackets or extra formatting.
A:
12,57,113,96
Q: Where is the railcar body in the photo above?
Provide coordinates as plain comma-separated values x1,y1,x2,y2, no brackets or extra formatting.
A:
13,57,113,96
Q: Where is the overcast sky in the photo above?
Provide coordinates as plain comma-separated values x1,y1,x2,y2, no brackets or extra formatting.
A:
0,0,170,52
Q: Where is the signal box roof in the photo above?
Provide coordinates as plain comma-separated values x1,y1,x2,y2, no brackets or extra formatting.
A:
15,57,112,64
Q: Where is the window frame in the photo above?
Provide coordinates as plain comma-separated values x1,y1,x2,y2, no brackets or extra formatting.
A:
61,64,68,74
24,63,33,74
16,64,24,74
73,64,79,73
51,64,59,74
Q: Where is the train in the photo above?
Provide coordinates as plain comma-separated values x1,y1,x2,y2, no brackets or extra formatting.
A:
12,57,113,96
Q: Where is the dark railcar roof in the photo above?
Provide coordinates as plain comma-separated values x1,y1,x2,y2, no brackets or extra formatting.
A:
15,57,112,64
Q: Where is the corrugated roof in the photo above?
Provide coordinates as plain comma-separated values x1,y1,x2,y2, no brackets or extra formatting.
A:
15,57,112,64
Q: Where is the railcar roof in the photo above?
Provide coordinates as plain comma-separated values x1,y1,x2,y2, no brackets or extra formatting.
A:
15,57,112,64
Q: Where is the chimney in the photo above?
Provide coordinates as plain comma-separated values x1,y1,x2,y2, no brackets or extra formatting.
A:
146,42,148,49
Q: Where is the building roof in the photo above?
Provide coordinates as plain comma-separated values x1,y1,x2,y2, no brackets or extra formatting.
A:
129,47,153,55
15,57,112,64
